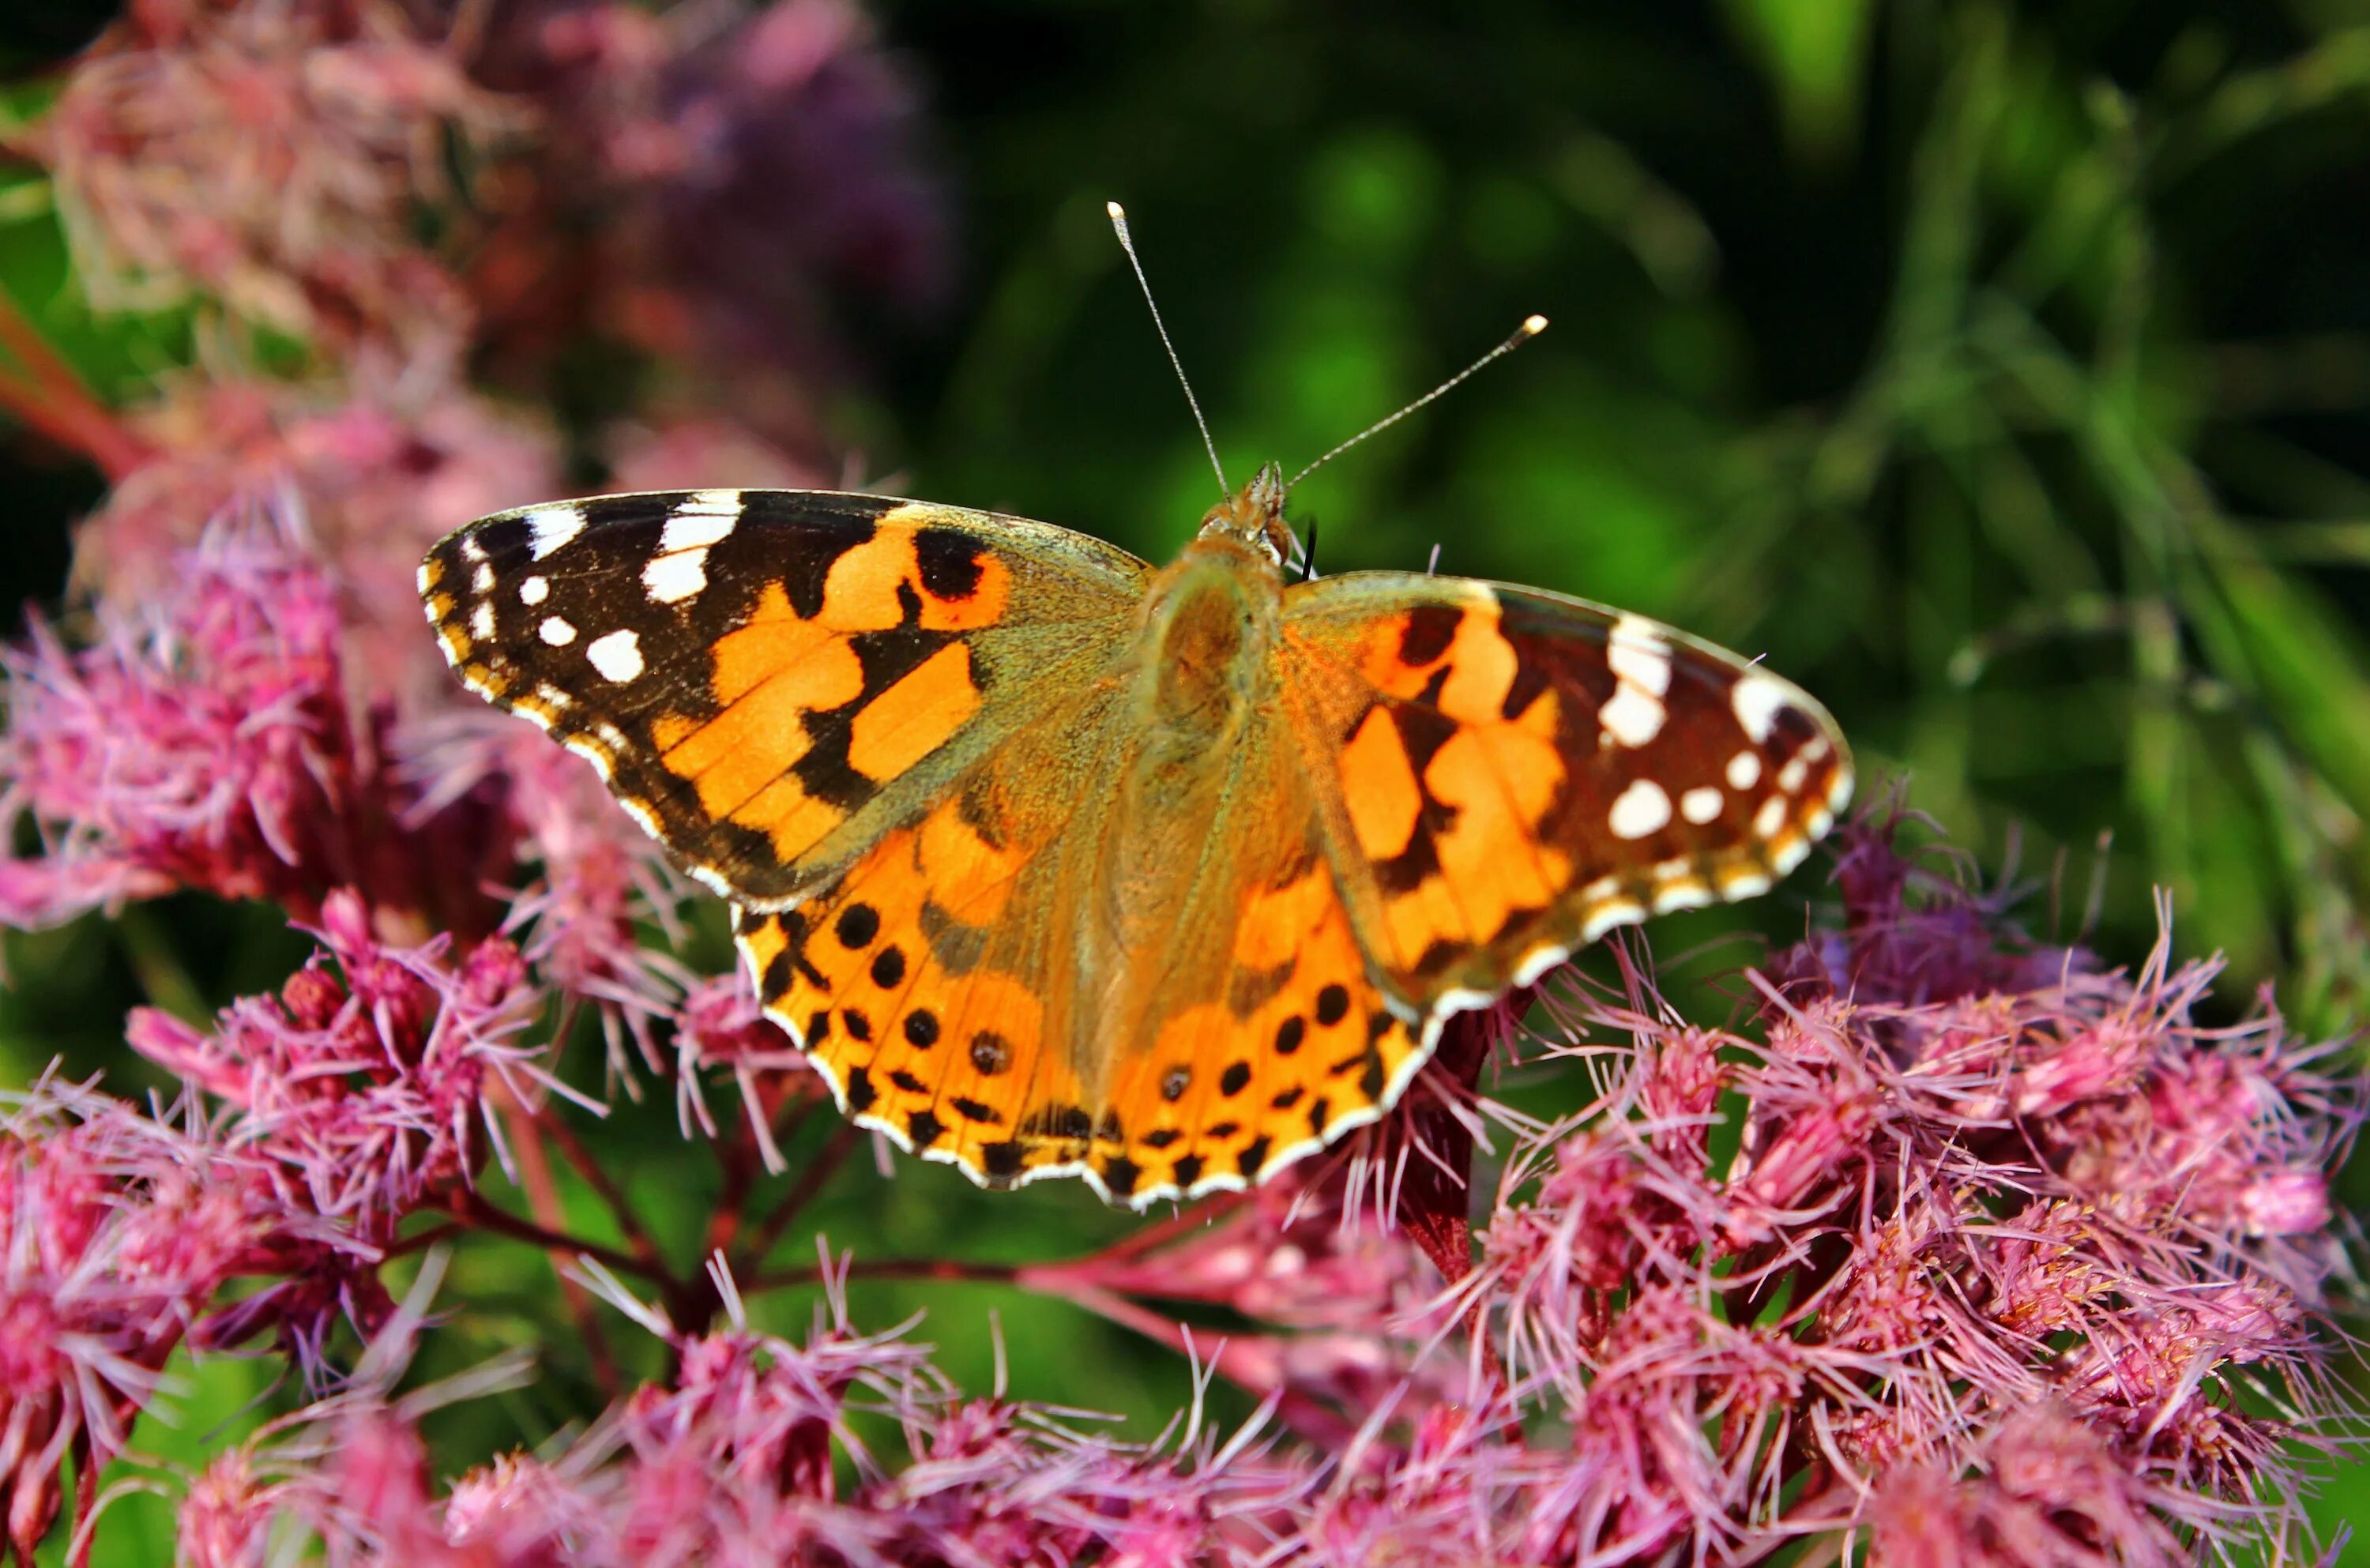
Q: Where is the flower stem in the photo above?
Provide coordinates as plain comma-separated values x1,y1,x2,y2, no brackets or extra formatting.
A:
0,286,151,479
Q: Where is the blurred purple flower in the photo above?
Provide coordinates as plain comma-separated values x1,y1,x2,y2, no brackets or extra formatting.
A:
80,374,564,705
18,0,514,355
461,0,949,449
652,1,949,326
602,414,833,494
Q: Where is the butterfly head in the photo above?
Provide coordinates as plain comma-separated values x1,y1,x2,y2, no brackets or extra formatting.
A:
1196,460,1296,567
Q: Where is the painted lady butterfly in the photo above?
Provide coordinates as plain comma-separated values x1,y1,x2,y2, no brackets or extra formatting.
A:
420,461,1850,1208
420,214,1849,1208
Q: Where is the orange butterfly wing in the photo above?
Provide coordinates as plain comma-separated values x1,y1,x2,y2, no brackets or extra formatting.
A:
1279,573,1853,1012
421,491,1146,901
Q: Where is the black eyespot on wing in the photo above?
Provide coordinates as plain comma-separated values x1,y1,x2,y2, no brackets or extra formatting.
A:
837,904,880,949
969,1032,1012,1075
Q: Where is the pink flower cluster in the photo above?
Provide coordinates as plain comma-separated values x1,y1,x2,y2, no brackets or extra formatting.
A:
168,1266,1278,1568
20,819,2348,1567
17,0,511,356
2,1078,326,1562
0,528,377,927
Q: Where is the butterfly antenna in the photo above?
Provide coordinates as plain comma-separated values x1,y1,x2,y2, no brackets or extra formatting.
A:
1288,314,1548,488
1108,201,1228,497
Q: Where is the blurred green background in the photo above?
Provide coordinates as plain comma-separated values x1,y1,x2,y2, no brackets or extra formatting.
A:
6,0,2370,1559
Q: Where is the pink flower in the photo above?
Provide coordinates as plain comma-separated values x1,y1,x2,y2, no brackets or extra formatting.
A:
125,889,542,1250
182,1270,1278,1566
1867,1402,2192,1566
2,1079,296,1561
602,416,830,494
77,373,563,704
0,527,379,927
20,0,512,355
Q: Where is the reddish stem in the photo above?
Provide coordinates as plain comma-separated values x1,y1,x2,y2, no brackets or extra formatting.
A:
1392,1007,1509,1390
734,1120,866,1277
536,1104,665,1269
0,288,152,479
450,1186,667,1286
749,1254,1018,1291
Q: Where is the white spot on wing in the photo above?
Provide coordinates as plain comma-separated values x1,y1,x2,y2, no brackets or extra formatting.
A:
587,629,645,682
1753,795,1787,837
527,506,586,559
1680,786,1723,824
520,575,549,605
1778,754,1809,794
540,616,576,645
1607,615,1672,695
1608,779,1672,840
1720,869,1773,900
1726,750,1762,790
470,600,495,640
661,497,740,552
1582,897,1649,943
1599,684,1665,748
644,550,709,604
1598,615,1672,748
1732,671,1789,743
472,561,495,593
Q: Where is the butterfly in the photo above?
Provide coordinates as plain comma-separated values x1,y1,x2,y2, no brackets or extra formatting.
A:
419,461,1852,1209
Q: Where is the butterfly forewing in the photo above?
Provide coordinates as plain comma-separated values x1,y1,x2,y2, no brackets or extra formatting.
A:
1279,572,1853,1011
420,490,1148,901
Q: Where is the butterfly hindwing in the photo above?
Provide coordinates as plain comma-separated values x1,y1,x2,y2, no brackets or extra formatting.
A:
420,490,1147,901
1280,572,1853,1010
